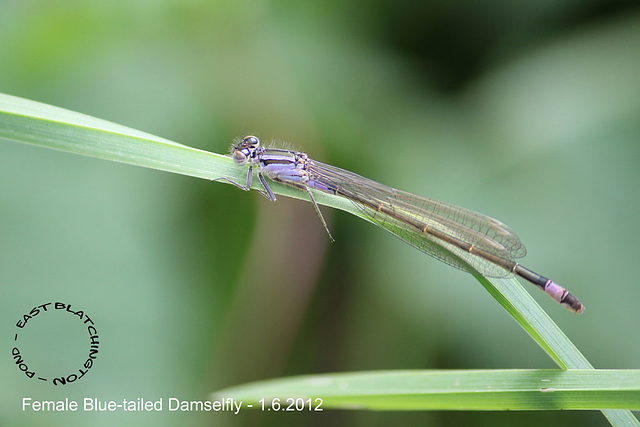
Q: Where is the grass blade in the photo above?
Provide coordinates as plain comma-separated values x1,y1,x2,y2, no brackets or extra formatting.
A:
213,369,640,411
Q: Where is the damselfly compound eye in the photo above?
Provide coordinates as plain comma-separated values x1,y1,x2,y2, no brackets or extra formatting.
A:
242,135,260,148
232,149,248,165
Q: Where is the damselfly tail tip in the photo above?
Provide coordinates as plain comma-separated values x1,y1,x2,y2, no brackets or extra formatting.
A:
559,289,585,314
564,297,585,314
543,279,584,314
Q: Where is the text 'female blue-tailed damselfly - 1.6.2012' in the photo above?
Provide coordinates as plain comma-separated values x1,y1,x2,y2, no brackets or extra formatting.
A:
215,135,584,314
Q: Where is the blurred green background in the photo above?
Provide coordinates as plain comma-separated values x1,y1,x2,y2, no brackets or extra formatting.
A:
1,0,639,425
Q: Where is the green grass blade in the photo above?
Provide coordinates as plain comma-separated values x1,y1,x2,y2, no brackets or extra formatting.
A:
0,93,232,180
213,369,640,411
0,92,355,212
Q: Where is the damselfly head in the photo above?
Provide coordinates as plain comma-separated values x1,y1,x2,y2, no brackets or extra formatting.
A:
231,135,261,165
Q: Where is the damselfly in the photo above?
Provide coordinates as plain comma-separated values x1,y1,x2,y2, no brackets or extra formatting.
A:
216,135,584,313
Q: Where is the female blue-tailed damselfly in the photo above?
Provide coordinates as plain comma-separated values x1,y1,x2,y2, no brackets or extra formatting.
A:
216,135,584,314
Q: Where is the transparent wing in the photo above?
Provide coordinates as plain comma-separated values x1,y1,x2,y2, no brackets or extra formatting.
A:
307,160,526,278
